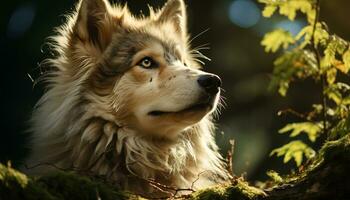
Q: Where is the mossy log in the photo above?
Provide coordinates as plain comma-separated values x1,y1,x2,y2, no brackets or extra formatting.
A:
1,134,349,200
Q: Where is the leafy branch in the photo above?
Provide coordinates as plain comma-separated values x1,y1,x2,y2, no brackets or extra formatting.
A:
259,0,350,167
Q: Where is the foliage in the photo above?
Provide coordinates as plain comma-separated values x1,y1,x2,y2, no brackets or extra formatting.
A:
278,122,323,142
189,181,266,200
261,29,295,53
0,163,133,200
270,140,315,166
3,135,350,199
259,0,350,167
260,0,316,22
0,163,268,200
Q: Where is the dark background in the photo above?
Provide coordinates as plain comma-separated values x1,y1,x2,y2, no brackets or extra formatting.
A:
1,0,349,182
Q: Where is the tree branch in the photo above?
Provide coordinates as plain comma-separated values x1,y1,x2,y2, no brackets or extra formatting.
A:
2,135,349,200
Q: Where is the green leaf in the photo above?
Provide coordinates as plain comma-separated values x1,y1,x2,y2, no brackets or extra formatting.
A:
314,24,330,46
336,82,350,91
343,96,350,105
262,5,277,17
295,25,312,47
323,36,348,68
342,48,350,74
279,1,313,21
329,117,350,140
296,23,329,48
258,0,315,22
326,68,337,84
306,9,316,24
284,149,293,163
325,83,350,105
270,140,315,167
323,47,336,69
279,3,297,20
269,50,318,96
269,51,300,96
302,50,318,72
278,81,290,96
279,122,323,142
293,151,303,167
327,89,342,105
262,29,295,53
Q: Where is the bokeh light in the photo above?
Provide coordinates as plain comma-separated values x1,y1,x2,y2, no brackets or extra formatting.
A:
7,3,36,39
228,0,261,28
274,19,307,36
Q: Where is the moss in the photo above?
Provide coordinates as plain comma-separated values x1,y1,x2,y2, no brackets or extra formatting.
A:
189,180,265,200
1,134,349,200
229,179,266,199
264,134,350,200
320,134,350,161
189,185,227,200
0,163,55,200
0,163,137,200
1,164,266,200
36,171,133,200
0,162,29,188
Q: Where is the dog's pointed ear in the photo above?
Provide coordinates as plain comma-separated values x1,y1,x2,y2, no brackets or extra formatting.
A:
155,0,187,39
73,0,112,50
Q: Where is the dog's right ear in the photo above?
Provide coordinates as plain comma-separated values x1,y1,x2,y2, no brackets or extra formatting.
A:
155,0,187,41
73,0,112,50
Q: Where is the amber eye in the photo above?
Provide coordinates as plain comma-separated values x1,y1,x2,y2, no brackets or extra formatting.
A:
138,57,157,69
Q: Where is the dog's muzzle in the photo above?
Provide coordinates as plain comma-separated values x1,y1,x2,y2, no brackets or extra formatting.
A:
197,74,222,96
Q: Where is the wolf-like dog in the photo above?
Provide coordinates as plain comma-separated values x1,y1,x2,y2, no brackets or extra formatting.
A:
26,0,228,197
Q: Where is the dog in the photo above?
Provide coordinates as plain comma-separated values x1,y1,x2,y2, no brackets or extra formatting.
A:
26,0,228,197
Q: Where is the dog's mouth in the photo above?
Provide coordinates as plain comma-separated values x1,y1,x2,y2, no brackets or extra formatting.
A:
148,97,214,117
148,103,212,116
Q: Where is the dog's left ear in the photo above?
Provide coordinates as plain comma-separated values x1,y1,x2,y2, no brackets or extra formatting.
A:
155,0,187,40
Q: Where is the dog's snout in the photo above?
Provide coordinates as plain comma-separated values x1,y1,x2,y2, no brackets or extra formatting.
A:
197,74,222,95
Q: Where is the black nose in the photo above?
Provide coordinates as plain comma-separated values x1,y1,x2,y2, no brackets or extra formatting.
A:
197,74,222,95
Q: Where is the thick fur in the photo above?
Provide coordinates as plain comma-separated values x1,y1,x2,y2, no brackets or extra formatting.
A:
26,0,227,197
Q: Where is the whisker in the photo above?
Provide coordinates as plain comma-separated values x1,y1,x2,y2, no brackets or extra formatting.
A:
191,43,210,51
190,47,210,52
189,28,210,44
213,107,221,119
219,87,226,93
191,51,211,61
219,98,227,109
192,58,206,65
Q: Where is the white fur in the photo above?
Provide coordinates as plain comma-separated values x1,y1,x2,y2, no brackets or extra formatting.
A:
26,0,228,197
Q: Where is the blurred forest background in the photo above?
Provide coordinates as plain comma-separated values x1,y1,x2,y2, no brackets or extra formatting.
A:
0,0,349,182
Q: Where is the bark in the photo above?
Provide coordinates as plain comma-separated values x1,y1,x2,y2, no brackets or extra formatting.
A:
1,134,349,200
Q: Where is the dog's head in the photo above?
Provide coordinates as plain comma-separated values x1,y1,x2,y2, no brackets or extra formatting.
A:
67,0,221,138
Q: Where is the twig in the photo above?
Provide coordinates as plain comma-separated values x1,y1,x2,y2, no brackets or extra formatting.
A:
136,178,195,199
24,162,73,172
190,170,210,190
277,108,307,119
24,162,109,183
226,139,235,179
25,161,215,199
310,0,327,136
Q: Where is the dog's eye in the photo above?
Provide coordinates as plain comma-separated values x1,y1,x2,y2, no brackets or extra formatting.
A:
138,57,157,69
